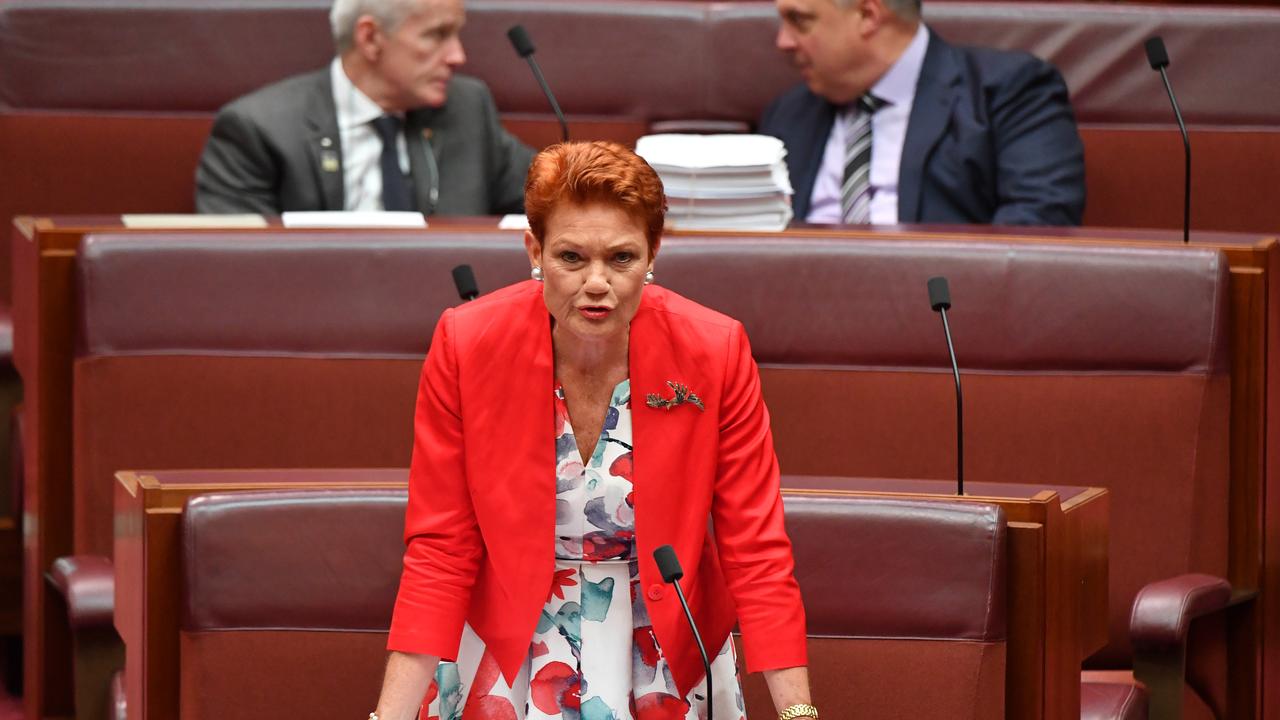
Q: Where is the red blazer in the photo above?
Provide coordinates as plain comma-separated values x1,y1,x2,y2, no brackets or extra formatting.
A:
388,280,807,697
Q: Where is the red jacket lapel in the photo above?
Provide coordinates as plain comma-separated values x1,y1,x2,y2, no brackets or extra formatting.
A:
460,283,557,627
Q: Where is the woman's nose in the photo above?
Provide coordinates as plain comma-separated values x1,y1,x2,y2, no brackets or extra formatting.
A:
583,263,610,293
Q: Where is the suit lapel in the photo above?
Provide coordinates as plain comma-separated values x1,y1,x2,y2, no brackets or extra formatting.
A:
406,110,440,214
305,75,345,211
899,34,960,223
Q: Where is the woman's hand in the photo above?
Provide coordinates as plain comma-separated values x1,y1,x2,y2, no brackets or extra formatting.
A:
371,651,440,720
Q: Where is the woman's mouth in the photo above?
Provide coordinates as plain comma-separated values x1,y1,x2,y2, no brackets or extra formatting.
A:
579,305,612,320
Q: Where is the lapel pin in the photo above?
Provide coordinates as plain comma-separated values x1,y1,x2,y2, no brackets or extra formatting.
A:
321,149,340,173
645,381,705,412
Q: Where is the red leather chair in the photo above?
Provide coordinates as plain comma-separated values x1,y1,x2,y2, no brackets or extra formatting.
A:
176,487,1007,718
747,494,1008,719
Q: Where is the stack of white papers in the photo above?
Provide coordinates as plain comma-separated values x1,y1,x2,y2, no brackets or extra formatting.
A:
281,211,426,228
635,134,793,232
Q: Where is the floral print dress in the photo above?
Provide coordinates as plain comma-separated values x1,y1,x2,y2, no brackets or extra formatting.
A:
422,379,746,720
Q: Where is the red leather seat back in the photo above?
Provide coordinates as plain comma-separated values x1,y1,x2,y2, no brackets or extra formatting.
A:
179,489,405,719
178,487,1005,718
753,495,1007,719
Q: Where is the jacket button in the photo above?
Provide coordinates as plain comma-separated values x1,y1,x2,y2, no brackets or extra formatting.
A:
647,584,665,601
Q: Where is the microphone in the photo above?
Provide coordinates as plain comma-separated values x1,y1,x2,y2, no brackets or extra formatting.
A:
507,25,569,143
451,264,479,301
1144,36,1191,245
927,276,964,496
653,545,712,720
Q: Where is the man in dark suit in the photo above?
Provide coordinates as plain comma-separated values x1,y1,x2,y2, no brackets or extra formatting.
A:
196,0,534,216
760,0,1085,226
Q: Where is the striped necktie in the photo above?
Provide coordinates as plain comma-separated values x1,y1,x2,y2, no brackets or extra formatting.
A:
841,95,888,225
370,114,415,212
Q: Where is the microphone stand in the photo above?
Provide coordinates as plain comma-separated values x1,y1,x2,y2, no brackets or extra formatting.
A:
653,545,713,720
523,56,568,143
928,276,964,496
1145,36,1191,245
508,25,569,143
938,304,964,496
1156,64,1191,245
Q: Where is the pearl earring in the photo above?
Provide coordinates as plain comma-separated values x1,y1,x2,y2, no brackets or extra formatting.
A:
531,266,544,282
644,270,655,285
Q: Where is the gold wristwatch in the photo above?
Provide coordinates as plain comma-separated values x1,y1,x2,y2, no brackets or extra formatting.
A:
779,703,820,720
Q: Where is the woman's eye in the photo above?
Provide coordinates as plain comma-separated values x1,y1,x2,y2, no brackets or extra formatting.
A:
614,253,634,263
560,251,580,263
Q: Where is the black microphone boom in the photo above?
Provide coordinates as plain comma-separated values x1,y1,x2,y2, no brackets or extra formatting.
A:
652,545,712,720
451,264,479,301
507,25,569,143
1144,36,1191,244
927,276,964,496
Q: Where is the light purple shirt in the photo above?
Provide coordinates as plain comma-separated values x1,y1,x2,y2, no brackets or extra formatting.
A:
806,23,930,225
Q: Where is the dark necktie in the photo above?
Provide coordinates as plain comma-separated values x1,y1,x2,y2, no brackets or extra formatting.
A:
841,94,888,224
370,114,414,211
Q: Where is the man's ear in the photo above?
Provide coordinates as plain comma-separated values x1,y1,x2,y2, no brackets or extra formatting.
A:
353,15,383,62
856,0,886,34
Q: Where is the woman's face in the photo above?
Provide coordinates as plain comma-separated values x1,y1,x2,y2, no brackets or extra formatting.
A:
526,201,656,348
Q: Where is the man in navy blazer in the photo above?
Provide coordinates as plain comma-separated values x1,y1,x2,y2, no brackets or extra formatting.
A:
760,0,1085,226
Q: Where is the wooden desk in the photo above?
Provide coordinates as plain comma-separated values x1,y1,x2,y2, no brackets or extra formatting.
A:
11,216,1271,718
113,468,1099,720
112,468,408,720
10,215,510,717
781,477,1107,720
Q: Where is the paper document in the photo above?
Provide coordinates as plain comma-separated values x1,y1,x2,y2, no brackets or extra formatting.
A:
670,212,793,232
121,214,268,228
281,211,427,228
636,134,787,169
636,133,794,232
498,214,531,230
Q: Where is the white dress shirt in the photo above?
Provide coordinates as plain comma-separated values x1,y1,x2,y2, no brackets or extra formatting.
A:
806,23,930,225
330,58,412,211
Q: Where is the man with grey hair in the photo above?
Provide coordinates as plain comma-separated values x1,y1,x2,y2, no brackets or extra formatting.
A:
196,0,533,215
761,0,1085,225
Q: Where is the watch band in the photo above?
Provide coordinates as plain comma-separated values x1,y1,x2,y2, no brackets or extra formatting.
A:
778,703,820,720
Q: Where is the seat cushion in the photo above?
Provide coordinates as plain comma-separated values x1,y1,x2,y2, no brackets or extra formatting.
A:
1081,670,1217,720
1081,673,1147,720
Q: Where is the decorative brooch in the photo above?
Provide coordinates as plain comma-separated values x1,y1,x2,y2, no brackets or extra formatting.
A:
645,381,705,412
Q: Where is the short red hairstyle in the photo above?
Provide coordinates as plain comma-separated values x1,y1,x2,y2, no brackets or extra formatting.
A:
524,141,667,254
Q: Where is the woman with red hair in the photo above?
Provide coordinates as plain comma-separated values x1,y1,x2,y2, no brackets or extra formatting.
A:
371,141,816,720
